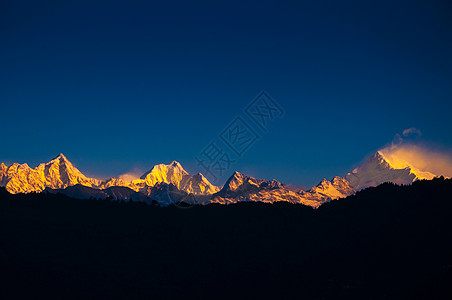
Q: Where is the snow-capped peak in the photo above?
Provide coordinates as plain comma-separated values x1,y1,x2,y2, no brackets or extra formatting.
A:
0,154,100,194
377,149,436,180
45,153,71,165
345,150,438,190
300,176,355,203
218,172,284,195
141,161,189,187
136,161,219,196
221,171,250,193
170,160,183,168
55,153,68,160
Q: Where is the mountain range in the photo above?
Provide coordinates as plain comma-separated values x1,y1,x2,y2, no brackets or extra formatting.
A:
0,150,444,207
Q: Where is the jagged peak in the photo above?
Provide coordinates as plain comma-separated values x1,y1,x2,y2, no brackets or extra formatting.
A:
141,160,189,179
156,161,185,171
6,162,30,169
368,151,388,164
10,162,31,170
345,148,435,191
347,151,393,173
226,172,281,186
220,172,283,194
220,171,247,192
317,178,330,186
223,171,243,183
266,179,283,189
170,160,182,168
231,171,246,179
374,150,385,158
192,172,208,181
48,153,71,164
331,176,349,185
373,150,413,171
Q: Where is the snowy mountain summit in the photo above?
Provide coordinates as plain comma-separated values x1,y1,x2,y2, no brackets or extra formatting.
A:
345,151,436,190
140,161,219,195
299,176,355,202
0,153,99,194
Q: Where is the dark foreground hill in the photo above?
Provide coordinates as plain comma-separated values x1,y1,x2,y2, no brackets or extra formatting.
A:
0,178,451,299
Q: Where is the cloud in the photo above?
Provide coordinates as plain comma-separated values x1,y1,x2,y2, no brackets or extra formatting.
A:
118,168,144,182
391,128,422,147
402,127,422,137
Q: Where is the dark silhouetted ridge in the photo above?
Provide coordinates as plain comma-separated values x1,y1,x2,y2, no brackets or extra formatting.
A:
0,178,451,299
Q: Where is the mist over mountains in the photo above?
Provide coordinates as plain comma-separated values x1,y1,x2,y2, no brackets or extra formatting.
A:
1,146,449,207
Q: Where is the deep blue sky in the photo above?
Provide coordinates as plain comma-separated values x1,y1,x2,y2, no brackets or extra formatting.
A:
1,0,451,187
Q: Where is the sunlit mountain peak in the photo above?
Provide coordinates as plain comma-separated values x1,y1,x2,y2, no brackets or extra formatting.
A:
345,149,441,190
0,154,99,194
141,161,189,187
55,153,68,160
378,149,437,181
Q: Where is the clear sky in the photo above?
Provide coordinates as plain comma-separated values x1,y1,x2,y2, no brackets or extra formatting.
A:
1,0,451,187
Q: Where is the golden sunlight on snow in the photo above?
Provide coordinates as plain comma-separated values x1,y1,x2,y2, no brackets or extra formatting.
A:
379,145,452,179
